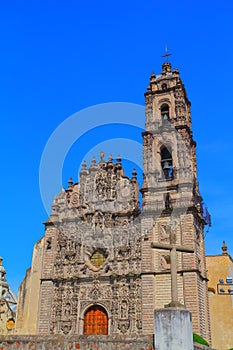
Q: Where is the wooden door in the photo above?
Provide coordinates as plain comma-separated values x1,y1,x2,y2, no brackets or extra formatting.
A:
84,305,108,335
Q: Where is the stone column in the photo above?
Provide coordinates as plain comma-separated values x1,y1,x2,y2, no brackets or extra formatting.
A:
154,308,194,350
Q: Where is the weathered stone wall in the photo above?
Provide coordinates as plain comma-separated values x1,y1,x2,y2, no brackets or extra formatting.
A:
0,335,215,350
0,300,15,336
0,335,153,350
15,238,44,334
0,335,213,350
142,62,212,343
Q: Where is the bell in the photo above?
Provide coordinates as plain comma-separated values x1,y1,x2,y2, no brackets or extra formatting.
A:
163,161,170,169
163,113,168,120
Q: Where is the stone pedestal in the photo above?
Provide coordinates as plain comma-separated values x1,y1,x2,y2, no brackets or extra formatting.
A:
154,308,194,350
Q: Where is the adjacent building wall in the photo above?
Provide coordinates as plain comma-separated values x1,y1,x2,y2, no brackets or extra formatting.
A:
206,247,233,350
15,238,44,334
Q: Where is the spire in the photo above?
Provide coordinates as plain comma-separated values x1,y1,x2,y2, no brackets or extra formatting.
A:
90,156,98,171
80,160,88,176
107,154,114,169
68,177,73,188
132,169,137,182
221,241,228,255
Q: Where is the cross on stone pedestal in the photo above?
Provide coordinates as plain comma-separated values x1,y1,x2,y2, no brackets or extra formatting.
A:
151,228,194,308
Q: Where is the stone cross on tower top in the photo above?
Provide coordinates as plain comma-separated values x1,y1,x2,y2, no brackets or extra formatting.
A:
162,46,171,63
151,227,194,308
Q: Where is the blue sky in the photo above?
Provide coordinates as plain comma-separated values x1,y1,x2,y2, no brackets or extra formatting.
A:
0,0,232,293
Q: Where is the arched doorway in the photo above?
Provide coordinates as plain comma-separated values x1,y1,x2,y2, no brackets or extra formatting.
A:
83,305,108,335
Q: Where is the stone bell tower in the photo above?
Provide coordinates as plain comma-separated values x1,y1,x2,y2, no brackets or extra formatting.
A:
140,60,211,342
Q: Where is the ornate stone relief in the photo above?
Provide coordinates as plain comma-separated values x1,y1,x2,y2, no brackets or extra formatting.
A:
111,278,142,334
50,155,140,224
46,156,143,336
50,275,142,336
95,171,117,201
175,100,186,119
158,223,170,244
143,132,154,151
159,254,171,271
50,282,79,335
174,86,185,99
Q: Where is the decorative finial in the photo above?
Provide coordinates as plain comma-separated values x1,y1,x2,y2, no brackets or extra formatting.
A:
107,154,114,170
0,257,3,265
222,241,228,255
99,152,105,162
90,157,98,171
115,155,122,175
81,160,87,169
68,177,73,188
132,169,137,179
162,45,172,63
117,155,121,163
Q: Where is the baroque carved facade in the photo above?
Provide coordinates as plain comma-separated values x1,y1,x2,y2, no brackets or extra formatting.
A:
15,62,212,343
17,155,143,337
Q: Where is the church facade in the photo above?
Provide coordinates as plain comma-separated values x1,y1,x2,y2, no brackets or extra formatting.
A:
15,62,211,343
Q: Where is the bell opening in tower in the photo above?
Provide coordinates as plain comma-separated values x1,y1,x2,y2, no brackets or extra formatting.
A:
160,146,173,179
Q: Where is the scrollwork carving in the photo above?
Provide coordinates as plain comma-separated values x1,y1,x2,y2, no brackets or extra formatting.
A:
143,132,154,151
118,320,130,334
50,282,78,335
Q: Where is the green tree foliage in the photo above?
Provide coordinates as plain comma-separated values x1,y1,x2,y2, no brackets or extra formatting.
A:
193,333,209,347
